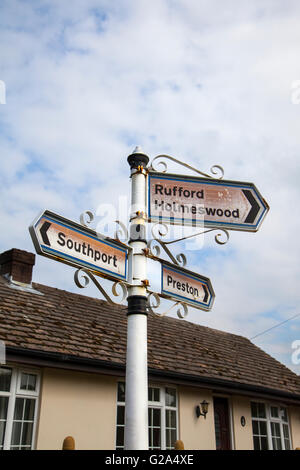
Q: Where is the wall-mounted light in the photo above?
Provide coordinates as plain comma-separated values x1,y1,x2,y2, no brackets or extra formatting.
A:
195,400,209,419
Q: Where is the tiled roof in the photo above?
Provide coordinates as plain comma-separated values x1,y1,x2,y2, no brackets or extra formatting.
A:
0,275,300,397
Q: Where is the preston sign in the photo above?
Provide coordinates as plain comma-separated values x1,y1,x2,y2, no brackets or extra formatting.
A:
29,210,128,282
161,261,215,311
148,172,269,232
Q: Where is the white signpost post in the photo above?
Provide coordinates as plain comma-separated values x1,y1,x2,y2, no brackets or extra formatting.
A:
29,147,269,451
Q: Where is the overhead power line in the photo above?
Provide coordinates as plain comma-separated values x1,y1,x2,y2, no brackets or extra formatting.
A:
250,312,300,340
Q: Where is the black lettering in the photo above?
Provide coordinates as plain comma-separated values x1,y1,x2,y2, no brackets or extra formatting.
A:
167,275,172,286
67,239,73,249
232,209,240,218
206,208,216,216
74,241,81,252
155,184,163,195
87,244,93,258
113,255,118,267
57,232,66,246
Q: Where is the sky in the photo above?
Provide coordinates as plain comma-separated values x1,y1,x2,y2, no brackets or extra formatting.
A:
1,0,300,374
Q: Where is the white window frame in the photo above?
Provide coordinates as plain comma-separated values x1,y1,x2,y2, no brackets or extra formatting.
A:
251,401,292,450
115,382,178,450
0,366,41,450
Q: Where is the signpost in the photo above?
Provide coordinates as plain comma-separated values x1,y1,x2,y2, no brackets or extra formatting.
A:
161,261,214,311
29,210,128,282
148,171,269,232
29,147,269,451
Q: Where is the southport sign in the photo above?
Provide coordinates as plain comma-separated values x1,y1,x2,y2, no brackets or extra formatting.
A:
148,171,269,232
29,210,128,282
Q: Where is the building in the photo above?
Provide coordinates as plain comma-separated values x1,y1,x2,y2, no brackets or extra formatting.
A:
0,248,300,450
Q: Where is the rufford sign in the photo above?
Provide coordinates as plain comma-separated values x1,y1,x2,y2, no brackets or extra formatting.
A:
161,261,215,311
29,210,128,282
148,172,269,232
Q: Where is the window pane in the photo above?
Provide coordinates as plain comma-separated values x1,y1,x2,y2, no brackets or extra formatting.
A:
14,398,24,420
285,439,290,450
152,428,160,448
259,421,267,436
261,437,268,450
271,422,281,437
24,399,35,421
280,408,288,422
152,409,161,427
251,402,258,418
20,373,37,392
117,383,125,403
283,424,289,439
272,437,282,450
258,403,266,419
166,409,176,428
0,367,12,392
165,388,176,407
271,406,279,418
251,402,266,418
252,420,259,435
0,420,6,448
148,388,160,402
11,421,22,446
21,422,33,446
253,436,260,450
117,406,125,425
0,396,9,420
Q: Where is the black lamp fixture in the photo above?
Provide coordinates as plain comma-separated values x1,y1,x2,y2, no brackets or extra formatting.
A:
195,400,209,419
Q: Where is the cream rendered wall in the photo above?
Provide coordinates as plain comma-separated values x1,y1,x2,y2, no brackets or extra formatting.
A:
289,406,300,449
231,396,253,450
178,386,215,450
36,368,117,450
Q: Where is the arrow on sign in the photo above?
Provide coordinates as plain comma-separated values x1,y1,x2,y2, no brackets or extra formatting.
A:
242,189,261,224
40,221,51,246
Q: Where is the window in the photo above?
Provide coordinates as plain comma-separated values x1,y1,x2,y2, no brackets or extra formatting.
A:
0,367,40,450
251,402,291,450
116,383,178,450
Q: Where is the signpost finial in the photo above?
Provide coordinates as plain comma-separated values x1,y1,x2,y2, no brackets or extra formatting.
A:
127,146,149,169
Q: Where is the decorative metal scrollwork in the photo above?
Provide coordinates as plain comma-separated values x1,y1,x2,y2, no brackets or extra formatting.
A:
147,222,229,267
74,268,128,305
147,291,188,319
149,154,224,180
148,223,187,267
